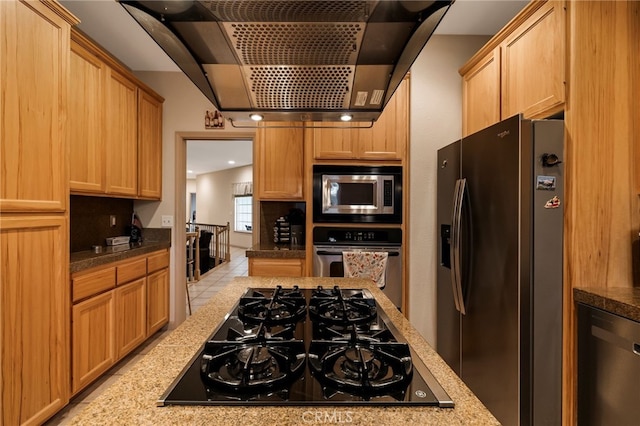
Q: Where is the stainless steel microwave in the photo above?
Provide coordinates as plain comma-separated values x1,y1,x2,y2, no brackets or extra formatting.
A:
312,165,402,223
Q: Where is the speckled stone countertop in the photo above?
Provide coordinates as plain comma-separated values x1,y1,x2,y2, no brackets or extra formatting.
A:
574,287,640,322
70,241,171,273
67,277,497,426
246,243,306,259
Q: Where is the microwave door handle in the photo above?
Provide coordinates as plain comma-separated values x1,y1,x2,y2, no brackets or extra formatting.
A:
450,179,462,313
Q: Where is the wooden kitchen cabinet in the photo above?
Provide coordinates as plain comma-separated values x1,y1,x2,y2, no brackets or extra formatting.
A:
312,78,409,161
501,0,565,120
138,88,164,199
460,0,565,135
462,48,501,137
69,249,169,394
147,249,170,335
68,29,164,200
1,1,77,424
69,38,106,193
255,124,304,200
72,290,115,394
248,258,306,277
115,278,147,360
147,267,170,335
105,67,138,197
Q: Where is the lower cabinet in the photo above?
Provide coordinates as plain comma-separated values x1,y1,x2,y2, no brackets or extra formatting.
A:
147,268,169,336
248,258,305,277
70,249,170,395
115,278,147,360
72,291,115,394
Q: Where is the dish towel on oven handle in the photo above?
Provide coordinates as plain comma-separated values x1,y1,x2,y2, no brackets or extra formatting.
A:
342,251,388,288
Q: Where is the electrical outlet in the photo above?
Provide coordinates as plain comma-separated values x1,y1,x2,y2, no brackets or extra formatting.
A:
110,215,116,227
161,215,174,227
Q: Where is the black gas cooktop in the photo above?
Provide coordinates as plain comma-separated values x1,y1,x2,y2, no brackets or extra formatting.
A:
159,286,453,407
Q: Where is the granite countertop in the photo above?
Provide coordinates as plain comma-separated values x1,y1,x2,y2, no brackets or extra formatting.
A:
246,243,306,259
574,286,640,322
68,277,498,425
70,240,171,273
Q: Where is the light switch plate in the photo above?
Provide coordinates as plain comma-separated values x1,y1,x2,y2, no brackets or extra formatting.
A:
161,215,174,227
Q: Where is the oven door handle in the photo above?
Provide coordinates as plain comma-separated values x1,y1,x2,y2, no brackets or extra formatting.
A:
315,250,400,256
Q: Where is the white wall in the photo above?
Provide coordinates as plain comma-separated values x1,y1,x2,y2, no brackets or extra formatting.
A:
408,35,490,347
196,165,253,249
186,178,196,221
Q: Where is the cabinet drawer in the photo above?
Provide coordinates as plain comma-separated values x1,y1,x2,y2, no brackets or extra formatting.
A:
72,267,116,302
147,250,169,273
248,258,305,277
117,257,147,285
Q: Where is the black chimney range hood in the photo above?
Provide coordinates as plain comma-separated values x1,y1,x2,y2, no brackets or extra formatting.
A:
119,1,454,124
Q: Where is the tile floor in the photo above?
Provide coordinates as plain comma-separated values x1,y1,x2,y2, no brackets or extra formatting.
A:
46,246,248,425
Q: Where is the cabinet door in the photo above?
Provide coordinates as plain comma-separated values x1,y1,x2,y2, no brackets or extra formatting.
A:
312,78,409,160
1,215,70,424
105,69,138,196
147,268,169,336
312,124,358,160
256,124,304,199
71,291,115,395
0,0,70,213
462,48,501,136
501,0,565,119
69,40,106,194
138,88,163,200
357,78,409,160
248,258,305,277
115,278,147,360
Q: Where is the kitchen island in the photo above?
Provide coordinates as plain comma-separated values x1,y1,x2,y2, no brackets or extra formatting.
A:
67,277,498,425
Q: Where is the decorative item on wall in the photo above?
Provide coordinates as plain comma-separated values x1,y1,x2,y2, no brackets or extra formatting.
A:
205,110,225,129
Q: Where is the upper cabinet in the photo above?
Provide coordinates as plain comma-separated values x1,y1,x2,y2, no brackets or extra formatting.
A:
312,78,409,162
69,40,106,193
501,0,566,119
1,0,75,213
255,124,304,200
105,68,138,196
137,89,164,199
460,0,566,136
462,48,501,137
69,29,164,200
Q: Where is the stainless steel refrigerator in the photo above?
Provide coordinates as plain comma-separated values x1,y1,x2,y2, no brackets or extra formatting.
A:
436,114,563,426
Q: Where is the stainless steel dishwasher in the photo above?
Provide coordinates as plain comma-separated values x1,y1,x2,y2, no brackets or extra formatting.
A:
577,303,640,425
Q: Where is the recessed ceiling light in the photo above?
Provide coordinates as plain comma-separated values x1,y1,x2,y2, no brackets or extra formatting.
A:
228,160,236,165
187,170,194,173
250,113,264,121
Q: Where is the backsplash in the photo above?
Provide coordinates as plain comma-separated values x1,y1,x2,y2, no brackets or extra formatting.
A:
259,201,306,245
70,195,133,252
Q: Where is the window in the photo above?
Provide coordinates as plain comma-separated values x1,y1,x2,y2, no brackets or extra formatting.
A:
234,195,252,232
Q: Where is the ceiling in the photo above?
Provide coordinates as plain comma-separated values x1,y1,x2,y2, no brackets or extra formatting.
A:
60,0,528,175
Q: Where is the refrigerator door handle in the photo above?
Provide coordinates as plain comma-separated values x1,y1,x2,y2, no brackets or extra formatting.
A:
450,178,464,314
451,178,467,315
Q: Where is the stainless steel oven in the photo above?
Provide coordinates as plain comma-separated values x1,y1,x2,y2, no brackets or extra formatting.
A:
312,165,402,223
312,227,402,309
